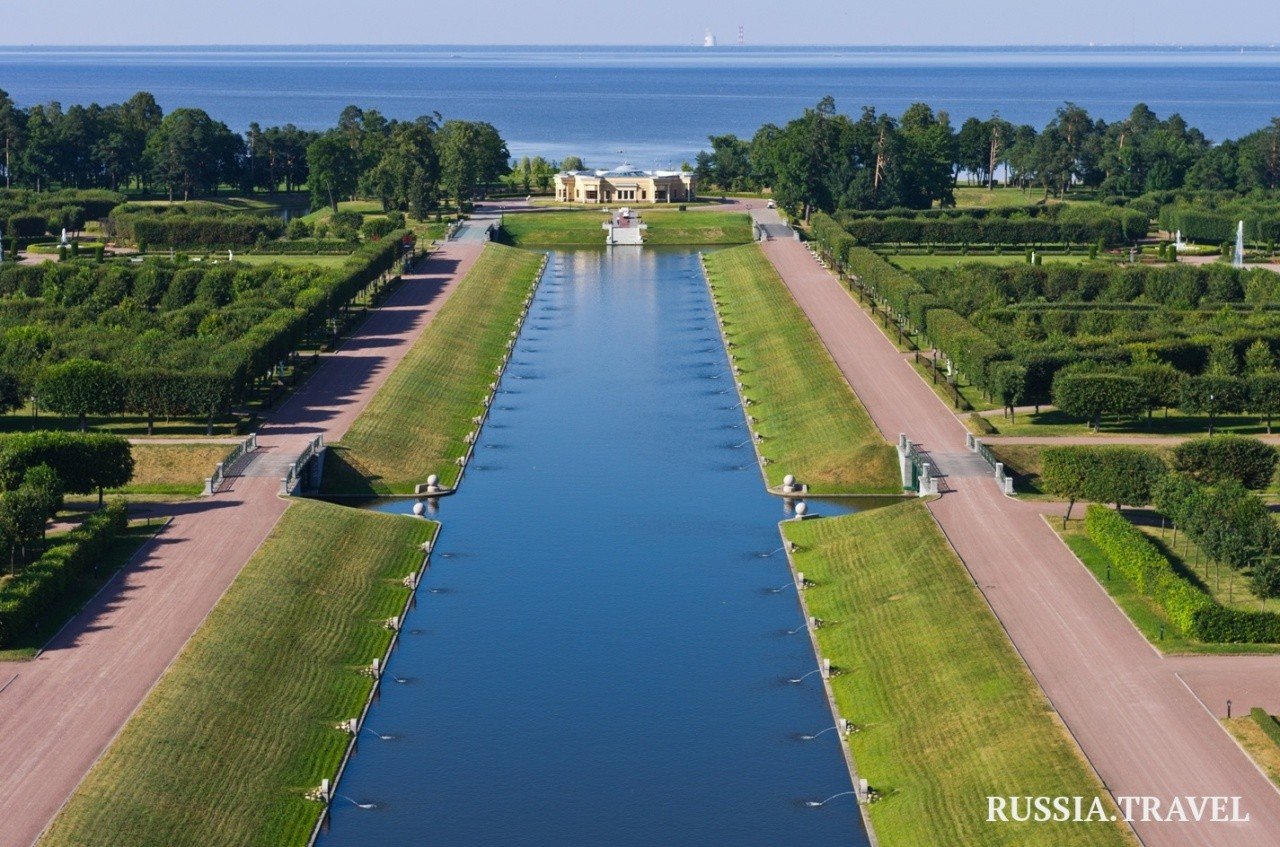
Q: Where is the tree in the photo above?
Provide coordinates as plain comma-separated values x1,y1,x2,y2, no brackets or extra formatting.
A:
144,108,242,200
36,358,124,431
1245,339,1277,376
1128,360,1184,422
1180,374,1247,433
437,120,510,207
306,132,360,212
1250,372,1280,434
1249,557,1280,605
1042,445,1166,522
696,134,753,191
989,361,1026,420
1042,447,1090,524
0,487,48,571
1172,436,1279,490
1051,370,1143,430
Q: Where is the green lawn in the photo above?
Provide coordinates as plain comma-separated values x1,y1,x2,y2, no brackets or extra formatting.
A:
323,243,545,495
951,186,1075,209
39,498,435,847
990,408,1271,438
0,520,162,661
703,245,899,494
232,253,353,268
1058,519,1280,655
501,209,751,246
784,502,1133,847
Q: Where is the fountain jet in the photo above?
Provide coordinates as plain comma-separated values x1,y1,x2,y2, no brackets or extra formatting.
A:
805,790,856,807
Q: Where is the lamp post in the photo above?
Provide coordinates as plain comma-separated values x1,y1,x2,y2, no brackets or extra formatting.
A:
1208,393,1216,437
1227,699,1233,719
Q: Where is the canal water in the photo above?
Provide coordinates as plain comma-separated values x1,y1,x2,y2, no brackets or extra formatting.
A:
318,248,873,846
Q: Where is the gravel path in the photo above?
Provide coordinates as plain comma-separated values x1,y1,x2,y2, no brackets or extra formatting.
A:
755,210,1280,847
0,241,483,847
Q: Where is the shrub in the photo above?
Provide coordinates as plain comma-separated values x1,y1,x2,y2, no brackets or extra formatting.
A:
329,210,362,240
286,218,313,239
361,217,398,239
1172,436,1279,489
8,213,47,239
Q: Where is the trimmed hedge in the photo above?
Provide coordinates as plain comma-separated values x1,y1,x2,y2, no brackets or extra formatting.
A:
836,206,1148,246
1085,504,1280,643
0,500,128,647
0,432,133,495
1172,436,1279,490
1251,708,1280,747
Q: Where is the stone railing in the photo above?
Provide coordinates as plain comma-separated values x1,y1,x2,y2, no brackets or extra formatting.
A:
897,433,938,497
967,433,1014,495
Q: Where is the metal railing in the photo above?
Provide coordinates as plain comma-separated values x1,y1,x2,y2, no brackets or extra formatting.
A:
281,434,325,496
202,433,257,496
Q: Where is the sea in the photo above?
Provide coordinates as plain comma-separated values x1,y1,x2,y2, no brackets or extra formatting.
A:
3,45,1280,167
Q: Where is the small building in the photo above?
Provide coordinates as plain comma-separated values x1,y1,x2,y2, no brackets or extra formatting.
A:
555,164,696,204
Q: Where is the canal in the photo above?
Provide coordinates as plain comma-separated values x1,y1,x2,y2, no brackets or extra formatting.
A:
318,248,873,846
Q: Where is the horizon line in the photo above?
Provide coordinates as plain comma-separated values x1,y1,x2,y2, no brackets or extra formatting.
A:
1,41,1279,49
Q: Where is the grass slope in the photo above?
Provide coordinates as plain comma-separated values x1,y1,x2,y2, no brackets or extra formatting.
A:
502,209,751,246
703,244,899,494
39,499,435,847
117,443,233,497
784,502,1133,847
323,242,544,495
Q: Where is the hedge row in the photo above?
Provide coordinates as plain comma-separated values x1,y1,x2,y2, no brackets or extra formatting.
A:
1251,708,1280,747
1084,504,1280,643
125,214,287,248
837,210,1148,247
0,500,129,648
809,219,1012,391
1158,206,1280,245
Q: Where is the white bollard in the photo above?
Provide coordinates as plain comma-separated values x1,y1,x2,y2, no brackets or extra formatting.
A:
796,571,805,588
371,658,381,678
822,658,832,679
320,778,332,802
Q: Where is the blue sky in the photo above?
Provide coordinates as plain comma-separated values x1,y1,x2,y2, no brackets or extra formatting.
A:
4,0,1278,45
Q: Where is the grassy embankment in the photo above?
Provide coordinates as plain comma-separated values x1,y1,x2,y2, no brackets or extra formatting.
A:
501,209,751,246
39,498,435,847
702,244,899,494
1056,518,1280,655
114,443,234,497
323,242,545,495
1225,712,1280,787
784,501,1134,847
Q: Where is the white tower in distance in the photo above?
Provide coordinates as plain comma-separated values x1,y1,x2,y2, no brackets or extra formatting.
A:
703,29,716,48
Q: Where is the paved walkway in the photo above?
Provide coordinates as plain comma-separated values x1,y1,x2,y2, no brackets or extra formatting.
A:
753,209,1280,847
0,241,484,847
